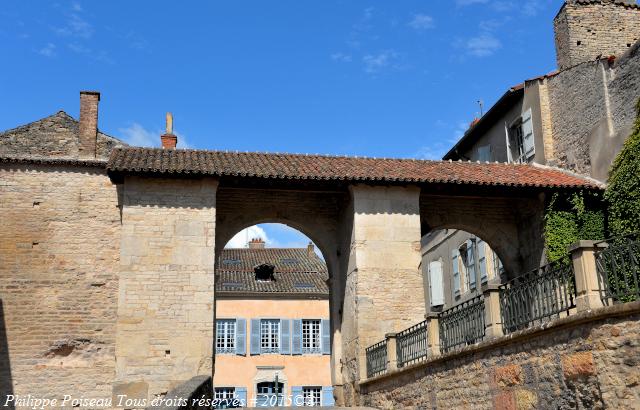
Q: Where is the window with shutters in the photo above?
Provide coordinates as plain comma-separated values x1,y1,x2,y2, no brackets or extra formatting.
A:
492,250,504,277
214,387,236,409
302,387,322,407
461,240,477,292
477,145,491,162
260,319,280,353
216,320,236,354
477,240,488,284
302,320,321,354
509,109,535,163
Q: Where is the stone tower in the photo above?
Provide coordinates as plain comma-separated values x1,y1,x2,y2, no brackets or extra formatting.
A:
554,0,640,70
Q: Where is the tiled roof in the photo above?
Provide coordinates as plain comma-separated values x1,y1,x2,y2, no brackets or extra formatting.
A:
216,248,329,296
107,147,602,189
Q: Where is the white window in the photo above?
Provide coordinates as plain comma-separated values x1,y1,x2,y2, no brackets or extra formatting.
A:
260,319,280,353
214,387,235,409
428,260,444,307
509,109,535,163
302,387,322,407
302,320,321,354
216,320,236,354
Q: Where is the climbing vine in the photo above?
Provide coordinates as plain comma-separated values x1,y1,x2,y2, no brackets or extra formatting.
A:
604,98,640,237
543,191,605,263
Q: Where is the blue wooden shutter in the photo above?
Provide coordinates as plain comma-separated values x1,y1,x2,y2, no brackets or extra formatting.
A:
466,240,476,290
429,260,444,306
522,108,535,160
291,386,303,407
292,319,302,354
452,249,460,296
235,318,246,355
322,386,335,407
280,319,291,354
235,387,247,408
321,319,331,354
250,319,261,355
477,240,488,283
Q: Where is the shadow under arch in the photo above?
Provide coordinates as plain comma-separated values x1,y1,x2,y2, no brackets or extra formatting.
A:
422,223,518,280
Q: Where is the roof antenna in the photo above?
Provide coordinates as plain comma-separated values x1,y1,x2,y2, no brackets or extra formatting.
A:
477,100,484,117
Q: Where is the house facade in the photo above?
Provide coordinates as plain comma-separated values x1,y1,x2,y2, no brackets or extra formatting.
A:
422,0,640,313
213,239,333,407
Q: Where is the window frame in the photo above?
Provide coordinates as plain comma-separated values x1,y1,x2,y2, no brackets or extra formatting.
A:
213,387,236,409
260,319,281,354
301,319,322,354
216,319,236,354
302,386,322,407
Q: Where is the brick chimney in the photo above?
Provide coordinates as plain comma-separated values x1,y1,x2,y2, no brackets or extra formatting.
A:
307,242,315,257
248,238,265,249
161,112,177,149
78,91,100,158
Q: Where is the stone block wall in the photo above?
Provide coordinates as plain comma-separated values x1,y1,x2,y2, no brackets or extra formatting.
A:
554,1,640,70
546,42,640,181
116,176,217,401
346,186,426,387
0,163,121,401
360,303,640,409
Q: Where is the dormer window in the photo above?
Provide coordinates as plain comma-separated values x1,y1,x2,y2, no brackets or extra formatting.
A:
254,263,276,282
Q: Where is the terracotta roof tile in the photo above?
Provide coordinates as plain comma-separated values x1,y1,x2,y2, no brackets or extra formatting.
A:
107,147,602,189
216,248,328,295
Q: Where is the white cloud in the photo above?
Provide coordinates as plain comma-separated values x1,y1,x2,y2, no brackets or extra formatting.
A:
118,122,190,148
38,43,56,57
408,14,434,30
225,226,268,248
53,13,93,39
331,52,352,62
415,144,448,160
363,50,400,74
466,32,502,57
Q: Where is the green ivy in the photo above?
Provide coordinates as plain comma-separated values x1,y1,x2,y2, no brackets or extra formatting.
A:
605,98,640,237
543,191,605,263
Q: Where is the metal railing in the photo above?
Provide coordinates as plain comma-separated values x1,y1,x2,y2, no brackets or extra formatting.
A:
499,261,576,334
438,296,485,353
397,320,428,368
365,339,387,378
596,233,640,304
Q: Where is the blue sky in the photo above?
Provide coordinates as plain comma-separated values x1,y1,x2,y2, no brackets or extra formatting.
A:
0,0,562,250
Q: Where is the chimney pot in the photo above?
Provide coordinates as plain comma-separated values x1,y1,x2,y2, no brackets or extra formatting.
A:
79,91,100,158
161,112,178,149
307,242,315,256
248,238,266,249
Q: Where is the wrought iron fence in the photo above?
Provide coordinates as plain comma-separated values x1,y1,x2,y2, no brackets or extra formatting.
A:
365,339,387,378
596,233,640,304
499,261,576,334
397,320,428,368
438,296,485,353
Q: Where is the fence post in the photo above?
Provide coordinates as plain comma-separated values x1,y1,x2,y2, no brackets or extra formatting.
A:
483,284,503,338
569,240,606,312
385,333,398,372
425,313,440,357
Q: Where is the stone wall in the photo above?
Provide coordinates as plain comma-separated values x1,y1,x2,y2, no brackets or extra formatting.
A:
0,111,124,160
360,302,640,409
0,163,121,401
554,1,640,70
116,176,218,401
546,42,640,181
345,185,426,396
